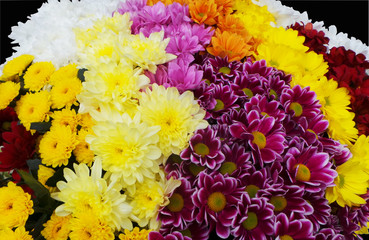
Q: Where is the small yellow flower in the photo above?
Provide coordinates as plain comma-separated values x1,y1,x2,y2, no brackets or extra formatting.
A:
73,128,95,166
51,108,80,132
38,165,57,193
23,61,55,91
119,227,151,240
0,182,34,228
0,226,33,240
0,54,34,81
0,81,20,110
41,213,72,240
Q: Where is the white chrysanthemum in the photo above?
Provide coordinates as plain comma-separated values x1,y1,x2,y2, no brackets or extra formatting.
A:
51,159,134,231
5,0,122,68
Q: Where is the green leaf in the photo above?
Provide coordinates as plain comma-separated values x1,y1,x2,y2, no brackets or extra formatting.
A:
45,167,65,187
27,159,42,171
30,122,51,133
78,68,88,82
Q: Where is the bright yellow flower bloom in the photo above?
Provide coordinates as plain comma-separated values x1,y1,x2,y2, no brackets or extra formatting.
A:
41,213,72,240
119,227,151,240
38,165,57,193
0,81,20,110
51,108,80,132
23,61,55,91
0,182,34,228
0,54,34,81
73,128,95,166
0,226,33,240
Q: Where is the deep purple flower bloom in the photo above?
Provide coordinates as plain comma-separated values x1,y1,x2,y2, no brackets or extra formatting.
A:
231,194,275,239
262,72,291,101
217,143,252,177
149,231,191,240
181,126,225,170
315,228,345,240
319,137,352,166
159,178,195,229
239,168,273,199
160,222,210,240
337,206,361,240
192,172,243,238
295,114,329,145
231,72,265,104
303,192,331,232
274,213,315,240
244,95,285,122
206,83,239,119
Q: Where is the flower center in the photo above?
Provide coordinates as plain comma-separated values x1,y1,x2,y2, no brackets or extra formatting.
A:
207,192,227,212
194,143,210,156
242,88,253,98
261,112,269,117
219,162,237,175
294,164,311,182
280,235,294,240
338,173,345,188
213,99,225,111
167,193,184,213
270,196,287,212
242,212,258,230
269,89,278,98
1,121,11,131
307,129,318,139
180,229,192,238
245,184,260,198
289,102,303,117
252,131,266,149
189,164,205,176
219,66,231,74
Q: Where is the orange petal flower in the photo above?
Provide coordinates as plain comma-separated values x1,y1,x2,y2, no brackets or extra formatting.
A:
214,0,233,16
147,0,190,6
207,30,253,62
189,0,219,26
217,15,249,38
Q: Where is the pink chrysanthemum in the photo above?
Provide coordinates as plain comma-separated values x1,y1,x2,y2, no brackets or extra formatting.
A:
239,168,273,199
274,213,315,240
217,143,252,177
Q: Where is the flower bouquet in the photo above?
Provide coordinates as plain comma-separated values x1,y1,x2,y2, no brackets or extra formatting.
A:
1,0,369,239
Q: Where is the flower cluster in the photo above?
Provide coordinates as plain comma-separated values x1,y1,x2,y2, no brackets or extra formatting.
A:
0,0,369,239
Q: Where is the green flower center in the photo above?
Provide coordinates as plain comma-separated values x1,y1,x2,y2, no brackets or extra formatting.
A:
213,99,225,111
242,88,254,98
269,89,278,98
289,102,303,117
1,121,11,131
338,173,345,188
280,235,294,240
294,163,311,182
306,129,318,139
242,212,258,230
167,193,184,212
207,192,227,212
270,196,287,212
219,162,237,175
180,229,192,238
189,164,205,176
261,112,269,117
219,66,231,74
245,184,260,198
252,131,267,149
203,79,211,85
194,143,210,156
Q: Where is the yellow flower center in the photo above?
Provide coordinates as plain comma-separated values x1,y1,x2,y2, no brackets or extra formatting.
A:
307,129,318,139
189,164,205,176
219,67,231,74
280,235,294,240
213,99,225,111
245,185,260,198
207,192,227,212
269,89,278,98
289,102,303,117
167,193,184,213
252,131,266,149
242,212,258,230
242,88,254,98
270,196,287,212
294,163,311,182
194,143,210,156
219,162,237,175
261,112,269,117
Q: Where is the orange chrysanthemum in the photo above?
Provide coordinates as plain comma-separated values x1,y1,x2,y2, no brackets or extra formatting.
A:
217,15,250,39
189,0,218,26
207,30,253,62
147,0,189,5
214,0,233,16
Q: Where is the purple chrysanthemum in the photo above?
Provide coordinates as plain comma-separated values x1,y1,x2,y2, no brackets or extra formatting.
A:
303,192,331,232
274,213,315,240
149,231,191,240
192,172,243,238
199,56,243,84
337,206,361,240
319,137,352,166
231,72,265,104
206,83,239,119
244,95,286,122
159,178,195,229
315,228,345,240
231,194,275,239
262,71,291,101
181,126,225,170
160,222,210,240
239,168,273,199
285,145,337,193
166,59,203,92
217,143,252,177
296,114,329,145
179,160,209,185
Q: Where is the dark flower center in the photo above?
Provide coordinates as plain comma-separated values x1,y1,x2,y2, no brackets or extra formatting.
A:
242,212,258,230
289,102,303,117
167,193,184,212
1,121,11,131
270,196,287,212
219,66,231,74
242,88,253,98
207,192,227,212
194,143,210,156
213,99,225,111
252,131,266,149
245,184,260,198
294,163,311,182
189,164,205,176
219,162,237,175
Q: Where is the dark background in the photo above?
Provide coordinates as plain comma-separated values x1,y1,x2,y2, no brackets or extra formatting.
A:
1,0,369,239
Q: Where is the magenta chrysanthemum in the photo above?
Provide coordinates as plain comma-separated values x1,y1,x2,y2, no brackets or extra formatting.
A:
239,168,273,199
217,143,252,177
274,213,315,240
149,231,191,240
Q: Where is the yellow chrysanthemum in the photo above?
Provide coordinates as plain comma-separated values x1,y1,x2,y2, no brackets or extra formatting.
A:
119,227,151,240
73,128,95,166
138,84,208,158
69,212,114,240
49,64,79,83
41,213,72,240
0,54,34,81
262,27,308,52
0,81,20,110
0,182,34,228
88,113,161,185
0,227,33,240
326,159,369,207
23,61,55,91
51,108,80,132
39,125,78,167
51,160,133,231
50,76,82,110
309,77,358,146
15,90,51,131
78,113,94,130
38,165,57,193
348,135,369,166
120,31,176,73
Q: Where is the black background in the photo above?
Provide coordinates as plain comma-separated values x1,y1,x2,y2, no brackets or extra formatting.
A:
1,1,369,239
